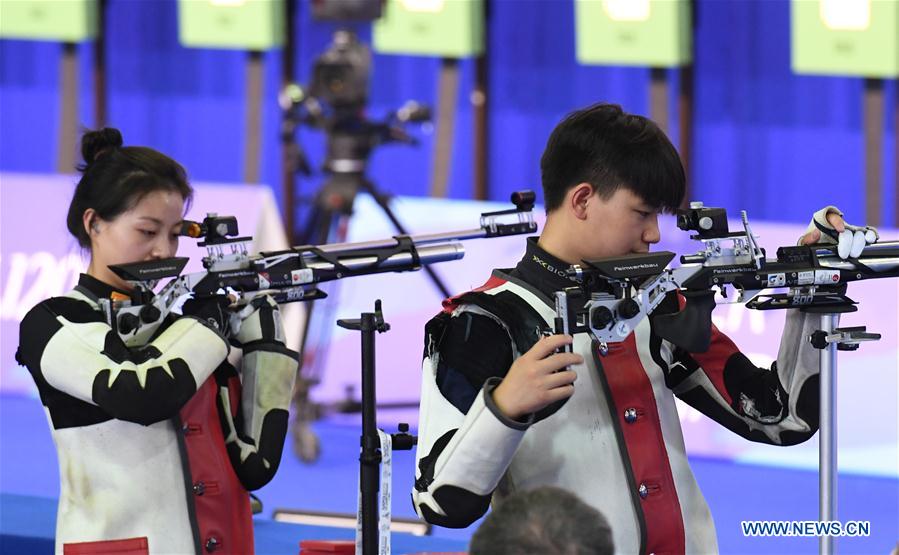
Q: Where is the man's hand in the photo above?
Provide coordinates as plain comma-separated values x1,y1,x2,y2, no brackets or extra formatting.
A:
799,210,844,245
491,334,583,421
799,206,878,259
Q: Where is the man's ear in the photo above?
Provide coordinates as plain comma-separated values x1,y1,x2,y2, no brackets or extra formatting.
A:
83,208,99,237
569,183,595,220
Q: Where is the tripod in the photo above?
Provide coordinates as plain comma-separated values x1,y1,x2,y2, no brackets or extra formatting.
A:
281,34,450,460
291,146,451,462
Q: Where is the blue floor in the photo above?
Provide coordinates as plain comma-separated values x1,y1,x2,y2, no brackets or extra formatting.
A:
2,394,896,554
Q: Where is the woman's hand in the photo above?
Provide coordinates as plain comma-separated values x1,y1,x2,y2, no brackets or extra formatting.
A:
181,295,232,336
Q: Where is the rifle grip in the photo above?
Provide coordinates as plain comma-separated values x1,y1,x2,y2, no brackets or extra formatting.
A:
552,316,572,354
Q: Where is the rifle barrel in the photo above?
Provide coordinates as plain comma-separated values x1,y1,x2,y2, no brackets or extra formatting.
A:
814,240,899,260
303,228,486,254
303,242,465,273
813,240,899,274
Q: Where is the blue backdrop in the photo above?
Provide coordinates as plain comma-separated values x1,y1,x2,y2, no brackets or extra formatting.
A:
1,0,896,229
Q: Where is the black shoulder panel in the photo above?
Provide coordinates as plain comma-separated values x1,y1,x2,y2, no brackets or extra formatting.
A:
428,290,571,421
437,313,512,386
17,297,116,429
454,291,546,354
16,297,102,371
41,296,105,324
423,307,513,414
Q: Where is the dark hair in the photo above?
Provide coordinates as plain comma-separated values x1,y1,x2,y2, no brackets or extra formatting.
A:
540,103,685,213
66,128,193,248
468,486,614,555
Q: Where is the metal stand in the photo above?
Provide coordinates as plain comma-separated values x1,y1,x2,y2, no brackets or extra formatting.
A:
816,313,838,555
807,312,880,555
337,300,416,555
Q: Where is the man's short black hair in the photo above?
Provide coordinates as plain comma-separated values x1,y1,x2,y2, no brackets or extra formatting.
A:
540,102,685,213
468,486,614,555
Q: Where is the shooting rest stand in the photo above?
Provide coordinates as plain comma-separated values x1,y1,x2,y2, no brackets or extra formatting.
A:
337,300,417,555
803,304,880,555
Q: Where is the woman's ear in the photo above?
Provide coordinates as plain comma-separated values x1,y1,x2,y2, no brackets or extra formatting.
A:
569,183,595,220
83,208,99,237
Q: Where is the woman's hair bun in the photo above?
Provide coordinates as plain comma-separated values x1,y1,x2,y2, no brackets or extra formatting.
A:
80,127,124,170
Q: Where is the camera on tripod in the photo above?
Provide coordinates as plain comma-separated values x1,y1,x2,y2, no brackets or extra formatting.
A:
309,29,371,115
279,29,431,175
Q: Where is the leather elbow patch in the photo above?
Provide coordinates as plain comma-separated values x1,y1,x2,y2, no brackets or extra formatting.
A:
723,354,787,424
222,408,289,490
420,485,491,528
415,430,457,492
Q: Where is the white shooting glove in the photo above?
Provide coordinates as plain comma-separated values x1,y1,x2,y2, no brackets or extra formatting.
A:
804,206,878,259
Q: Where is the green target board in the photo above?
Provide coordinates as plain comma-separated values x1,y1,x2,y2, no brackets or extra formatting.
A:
0,0,98,42
178,0,284,50
373,0,484,58
575,0,692,67
792,0,899,77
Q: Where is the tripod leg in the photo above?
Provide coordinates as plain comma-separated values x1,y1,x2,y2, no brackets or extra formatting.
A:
291,204,352,463
290,376,321,463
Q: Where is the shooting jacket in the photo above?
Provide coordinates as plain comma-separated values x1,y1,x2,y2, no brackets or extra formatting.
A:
16,274,298,555
413,238,823,555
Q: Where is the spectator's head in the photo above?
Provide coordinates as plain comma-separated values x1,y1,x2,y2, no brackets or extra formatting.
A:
468,486,614,555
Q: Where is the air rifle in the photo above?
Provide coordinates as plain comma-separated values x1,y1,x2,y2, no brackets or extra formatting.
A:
101,191,538,346
555,203,899,349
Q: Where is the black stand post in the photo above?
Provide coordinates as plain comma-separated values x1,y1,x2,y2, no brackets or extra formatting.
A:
337,300,416,555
